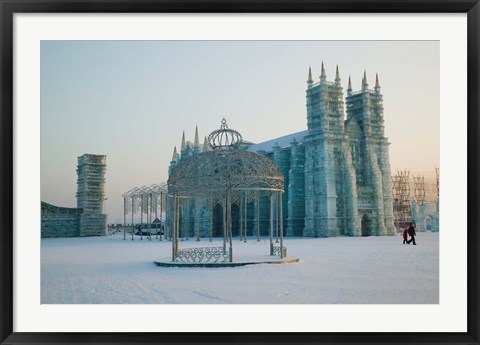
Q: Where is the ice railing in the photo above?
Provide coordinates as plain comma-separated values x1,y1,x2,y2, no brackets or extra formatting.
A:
348,89,379,96
309,80,338,88
272,245,287,257
175,247,231,263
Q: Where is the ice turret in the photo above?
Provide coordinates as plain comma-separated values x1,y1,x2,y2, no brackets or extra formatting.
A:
168,146,179,175
307,66,314,87
320,61,327,83
203,136,208,153
335,65,341,85
347,75,353,96
362,70,368,91
181,130,186,151
194,125,200,149
374,73,381,93
171,146,178,163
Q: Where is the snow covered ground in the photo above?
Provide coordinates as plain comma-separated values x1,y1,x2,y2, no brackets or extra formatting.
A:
41,232,438,304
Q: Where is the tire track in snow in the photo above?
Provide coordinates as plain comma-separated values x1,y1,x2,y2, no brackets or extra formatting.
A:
192,290,229,303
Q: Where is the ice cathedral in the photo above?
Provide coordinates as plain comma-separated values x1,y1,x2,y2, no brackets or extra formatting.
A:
168,64,396,238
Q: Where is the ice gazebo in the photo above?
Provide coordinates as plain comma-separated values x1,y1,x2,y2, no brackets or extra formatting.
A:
158,119,295,267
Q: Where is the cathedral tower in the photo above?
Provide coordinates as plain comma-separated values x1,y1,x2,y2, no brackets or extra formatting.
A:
345,73,395,235
303,63,357,237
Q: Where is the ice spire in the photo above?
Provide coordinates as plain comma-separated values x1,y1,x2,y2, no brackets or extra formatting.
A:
347,75,353,96
335,64,341,84
194,125,200,149
203,136,209,153
307,66,314,86
290,137,298,147
374,73,381,92
171,146,177,162
320,61,327,83
362,70,368,90
181,130,186,151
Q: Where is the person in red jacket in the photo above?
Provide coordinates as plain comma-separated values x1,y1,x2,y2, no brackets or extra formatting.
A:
406,222,417,245
402,228,409,244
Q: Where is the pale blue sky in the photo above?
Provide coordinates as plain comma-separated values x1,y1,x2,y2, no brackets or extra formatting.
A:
41,41,439,223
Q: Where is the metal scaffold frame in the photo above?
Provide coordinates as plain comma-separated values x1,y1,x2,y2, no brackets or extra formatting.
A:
413,174,426,206
121,182,168,241
392,170,411,222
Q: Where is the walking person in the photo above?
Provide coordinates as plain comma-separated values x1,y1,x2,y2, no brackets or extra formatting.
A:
402,227,409,244
406,222,417,245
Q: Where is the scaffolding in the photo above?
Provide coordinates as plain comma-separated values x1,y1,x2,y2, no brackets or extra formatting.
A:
392,170,411,222
413,174,426,206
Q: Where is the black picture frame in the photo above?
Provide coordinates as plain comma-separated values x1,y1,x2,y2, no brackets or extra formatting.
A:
1,1,479,344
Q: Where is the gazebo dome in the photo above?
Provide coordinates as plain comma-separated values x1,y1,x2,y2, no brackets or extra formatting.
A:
168,119,284,196
168,149,283,195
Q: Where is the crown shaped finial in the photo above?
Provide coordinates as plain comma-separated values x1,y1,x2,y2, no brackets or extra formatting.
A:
208,118,243,150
